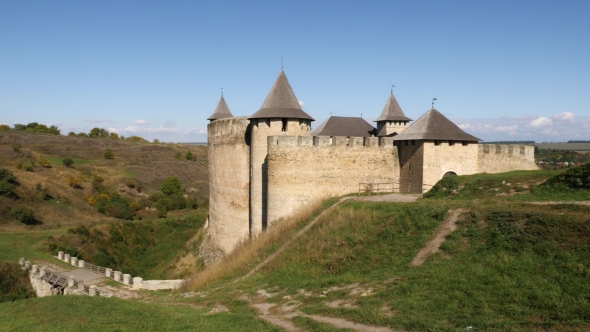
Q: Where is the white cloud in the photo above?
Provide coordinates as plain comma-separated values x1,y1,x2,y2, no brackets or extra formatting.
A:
583,124,590,129
298,100,305,108
483,124,494,129
458,124,471,129
133,119,149,125
552,112,576,121
541,128,560,135
86,119,117,124
530,117,553,128
495,125,518,132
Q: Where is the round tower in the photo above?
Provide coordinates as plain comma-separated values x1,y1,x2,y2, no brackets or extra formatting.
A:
374,91,412,137
248,70,314,236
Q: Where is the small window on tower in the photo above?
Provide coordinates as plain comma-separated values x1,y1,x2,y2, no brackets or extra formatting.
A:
282,119,287,132
411,140,415,146
435,141,441,146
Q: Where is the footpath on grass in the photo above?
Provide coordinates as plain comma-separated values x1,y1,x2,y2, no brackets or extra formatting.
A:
234,193,421,284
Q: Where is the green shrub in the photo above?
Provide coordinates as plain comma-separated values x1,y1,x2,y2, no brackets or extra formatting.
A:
174,152,182,159
542,162,590,189
95,194,133,220
170,194,187,210
0,181,15,197
0,169,15,182
185,151,195,161
62,158,74,167
0,262,36,302
38,158,52,167
10,206,35,224
161,176,182,196
103,149,114,159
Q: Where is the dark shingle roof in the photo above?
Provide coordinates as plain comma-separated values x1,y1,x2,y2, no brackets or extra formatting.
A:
311,116,376,137
249,70,315,121
374,92,412,122
207,95,233,121
392,109,481,141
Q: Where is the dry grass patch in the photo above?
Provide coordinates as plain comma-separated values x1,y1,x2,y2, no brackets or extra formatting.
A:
185,199,331,290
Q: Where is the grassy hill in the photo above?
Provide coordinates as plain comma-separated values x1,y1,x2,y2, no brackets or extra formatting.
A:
2,165,590,331
0,131,208,226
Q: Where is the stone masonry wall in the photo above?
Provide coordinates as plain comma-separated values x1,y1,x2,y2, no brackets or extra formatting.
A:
422,141,479,192
250,119,311,237
266,136,399,224
478,144,538,173
207,117,251,254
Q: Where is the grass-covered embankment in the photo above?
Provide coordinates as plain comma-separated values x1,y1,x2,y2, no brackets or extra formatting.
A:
0,296,280,332
44,210,208,279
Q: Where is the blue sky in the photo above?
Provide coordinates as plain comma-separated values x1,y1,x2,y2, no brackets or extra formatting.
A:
1,0,589,142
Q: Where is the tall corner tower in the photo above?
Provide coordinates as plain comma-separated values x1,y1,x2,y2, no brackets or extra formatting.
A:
248,70,314,236
207,94,234,122
374,91,412,137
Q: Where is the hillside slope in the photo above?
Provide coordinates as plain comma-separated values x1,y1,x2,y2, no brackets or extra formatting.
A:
0,131,208,226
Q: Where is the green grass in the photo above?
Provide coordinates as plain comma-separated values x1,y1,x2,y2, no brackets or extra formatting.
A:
0,228,66,263
48,157,96,166
182,194,590,331
0,296,281,332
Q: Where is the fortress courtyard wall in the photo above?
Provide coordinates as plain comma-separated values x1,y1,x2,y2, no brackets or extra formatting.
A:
207,117,251,254
250,119,311,237
478,144,538,173
266,135,399,224
422,141,479,192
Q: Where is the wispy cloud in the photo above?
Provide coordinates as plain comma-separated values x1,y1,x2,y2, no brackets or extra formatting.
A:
86,119,117,124
133,119,149,125
552,112,576,121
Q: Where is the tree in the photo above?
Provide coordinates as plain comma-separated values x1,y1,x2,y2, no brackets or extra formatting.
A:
161,176,181,196
109,132,119,139
0,124,10,131
104,149,114,159
89,127,109,138
62,158,74,167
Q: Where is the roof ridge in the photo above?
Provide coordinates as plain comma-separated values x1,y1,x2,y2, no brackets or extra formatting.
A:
374,92,412,122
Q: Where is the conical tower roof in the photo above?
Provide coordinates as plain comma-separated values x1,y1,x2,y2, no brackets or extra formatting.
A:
249,70,314,121
207,95,233,121
374,92,412,122
392,109,481,141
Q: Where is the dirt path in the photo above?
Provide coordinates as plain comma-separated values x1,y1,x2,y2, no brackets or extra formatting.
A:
234,194,421,284
411,208,464,267
528,201,590,206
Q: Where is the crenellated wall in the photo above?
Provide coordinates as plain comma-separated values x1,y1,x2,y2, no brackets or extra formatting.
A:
207,117,251,254
266,135,399,224
478,144,538,173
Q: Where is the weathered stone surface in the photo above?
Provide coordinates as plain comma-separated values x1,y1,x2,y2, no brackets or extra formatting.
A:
267,135,399,223
478,144,537,173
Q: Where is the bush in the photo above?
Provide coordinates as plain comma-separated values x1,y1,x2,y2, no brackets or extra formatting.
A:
186,151,195,161
161,176,182,196
174,152,182,159
0,124,10,132
62,158,74,167
12,144,20,152
91,176,105,193
126,178,136,188
10,206,35,224
170,194,187,210
0,169,15,182
103,149,114,159
0,262,36,302
0,181,15,197
38,158,52,167
67,176,82,188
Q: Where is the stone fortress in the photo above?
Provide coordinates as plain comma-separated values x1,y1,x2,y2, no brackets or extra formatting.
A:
207,70,538,254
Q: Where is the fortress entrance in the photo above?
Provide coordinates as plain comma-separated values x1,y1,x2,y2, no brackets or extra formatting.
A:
443,171,457,178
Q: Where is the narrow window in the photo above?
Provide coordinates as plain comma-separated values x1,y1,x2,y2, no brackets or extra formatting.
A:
411,140,415,146
282,119,287,132
404,141,409,146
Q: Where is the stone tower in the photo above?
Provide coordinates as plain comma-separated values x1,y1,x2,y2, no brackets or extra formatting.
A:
207,94,233,122
374,91,412,136
248,70,314,236
393,108,481,193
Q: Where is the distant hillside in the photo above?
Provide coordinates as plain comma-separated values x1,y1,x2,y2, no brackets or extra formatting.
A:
0,131,208,226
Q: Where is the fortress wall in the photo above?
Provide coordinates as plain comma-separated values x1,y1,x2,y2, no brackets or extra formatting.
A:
266,136,399,224
207,117,251,254
478,144,538,173
379,121,409,136
397,141,424,193
422,141,479,192
250,119,311,236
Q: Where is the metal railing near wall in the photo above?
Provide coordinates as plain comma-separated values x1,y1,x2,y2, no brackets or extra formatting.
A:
358,182,436,195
